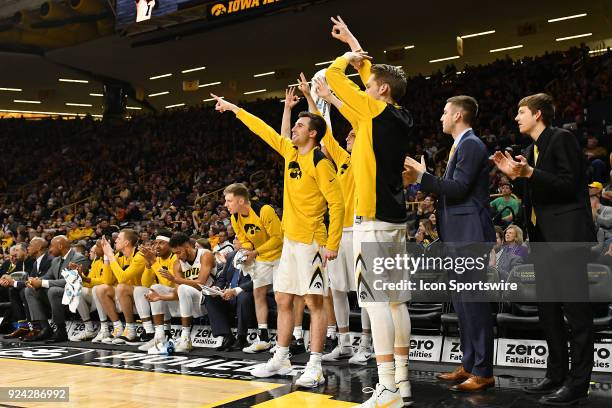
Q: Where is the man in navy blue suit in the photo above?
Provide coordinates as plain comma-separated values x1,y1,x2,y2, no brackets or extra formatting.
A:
404,95,496,392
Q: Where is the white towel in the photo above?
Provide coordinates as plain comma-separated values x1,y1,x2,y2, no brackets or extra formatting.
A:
61,269,83,313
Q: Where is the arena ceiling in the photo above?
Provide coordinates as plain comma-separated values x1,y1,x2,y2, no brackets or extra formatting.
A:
0,0,611,117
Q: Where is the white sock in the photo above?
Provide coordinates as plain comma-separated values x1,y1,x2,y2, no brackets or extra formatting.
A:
293,326,303,340
84,320,94,332
154,325,166,340
361,333,372,348
181,327,191,339
143,320,154,334
395,355,409,384
326,325,337,339
338,332,350,347
99,321,109,333
112,321,123,330
126,323,136,333
165,321,171,331
309,352,322,367
378,361,397,391
275,346,290,361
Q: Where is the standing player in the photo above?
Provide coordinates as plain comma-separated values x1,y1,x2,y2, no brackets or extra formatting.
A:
297,73,374,364
224,183,283,353
326,16,413,407
211,93,344,388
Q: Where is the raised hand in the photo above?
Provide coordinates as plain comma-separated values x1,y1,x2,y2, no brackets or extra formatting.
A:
284,87,300,110
296,72,311,96
343,51,372,67
313,77,332,100
330,16,355,45
211,93,239,113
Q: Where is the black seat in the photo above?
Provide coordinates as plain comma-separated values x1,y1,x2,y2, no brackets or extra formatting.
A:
496,264,539,337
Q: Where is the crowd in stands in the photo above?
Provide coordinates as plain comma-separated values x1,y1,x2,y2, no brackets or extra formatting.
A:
1,45,612,285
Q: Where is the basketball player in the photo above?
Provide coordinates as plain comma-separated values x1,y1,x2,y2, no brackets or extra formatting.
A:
98,229,146,344
326,16,413,407
69,240,108,341
223,183,282,353
132,230,178,351
299,74,374,365
147,233,215,353
211,93,344,388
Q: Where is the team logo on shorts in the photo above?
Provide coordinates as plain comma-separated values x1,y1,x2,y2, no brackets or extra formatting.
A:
355,254,374,301
288,161,302,179
309,266,324,291
244,224,261,235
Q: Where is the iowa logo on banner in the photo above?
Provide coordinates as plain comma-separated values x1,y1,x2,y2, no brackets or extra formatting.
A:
208,0,281,18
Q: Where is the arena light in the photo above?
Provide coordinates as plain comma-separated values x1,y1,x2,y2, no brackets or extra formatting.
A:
165,103,185,109
490,44,523,53
429,55,460,63
0,108,101,117
548,13,587,23
89,93,103,97
460,30,495,39
556,33,592,41
149,73,173,80
66,103,93,107
59,78,89,83
198,81,222,88
404,45,415,49
347,73,360,77
126,106,142,110
203,96,224,102
181,66,206,74
243,89,267,95
148,91,170,97
253,71,275,78
14,99,41,104
0,87,22,92
315,60,335,66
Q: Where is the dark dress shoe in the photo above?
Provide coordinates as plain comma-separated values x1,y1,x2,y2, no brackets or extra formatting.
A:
216,334,235,351
539,385,588,406
45,329,68,344
524,377,564,395
229,335,248,351
3,327,30,339
24,327,51,342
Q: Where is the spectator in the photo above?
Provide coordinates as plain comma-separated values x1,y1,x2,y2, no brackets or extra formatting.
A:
490,182,520,227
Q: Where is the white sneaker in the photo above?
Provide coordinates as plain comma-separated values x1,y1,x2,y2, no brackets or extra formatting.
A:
295,363,325,388
349,344,374,365
356,383,403,408
269,344,277,354
70,330,96,342
112,327,137,345
147,339,175,355
243,340,272,354
174,337,192,353
251,355,292,378
139,336,162,352
101,325,123,344
322,344,354,362
91,330,110,343
397,380,413,406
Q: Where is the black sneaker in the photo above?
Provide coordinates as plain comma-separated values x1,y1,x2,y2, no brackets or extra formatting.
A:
324,336,338,354
289,337,306,355
138,332,155,343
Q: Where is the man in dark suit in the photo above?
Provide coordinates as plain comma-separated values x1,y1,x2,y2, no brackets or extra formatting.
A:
494,93,595,406
1,238,53,339
404,95,496,392
24,235,89,343
205,248,256,352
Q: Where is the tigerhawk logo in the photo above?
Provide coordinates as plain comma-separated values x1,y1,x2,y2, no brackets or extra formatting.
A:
244,224,261,235
288,161,302,179
210,0,279,17
210,4,227,15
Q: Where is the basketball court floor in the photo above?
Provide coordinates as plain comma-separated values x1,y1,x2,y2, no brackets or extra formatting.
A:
1,339,612,407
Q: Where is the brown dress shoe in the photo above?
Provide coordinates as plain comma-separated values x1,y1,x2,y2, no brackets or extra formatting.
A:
450,375,495,392
22,329,41,341
3,327,30,339
436,366,472,382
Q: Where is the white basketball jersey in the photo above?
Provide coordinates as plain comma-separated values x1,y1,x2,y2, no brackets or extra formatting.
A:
180,248,210,281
